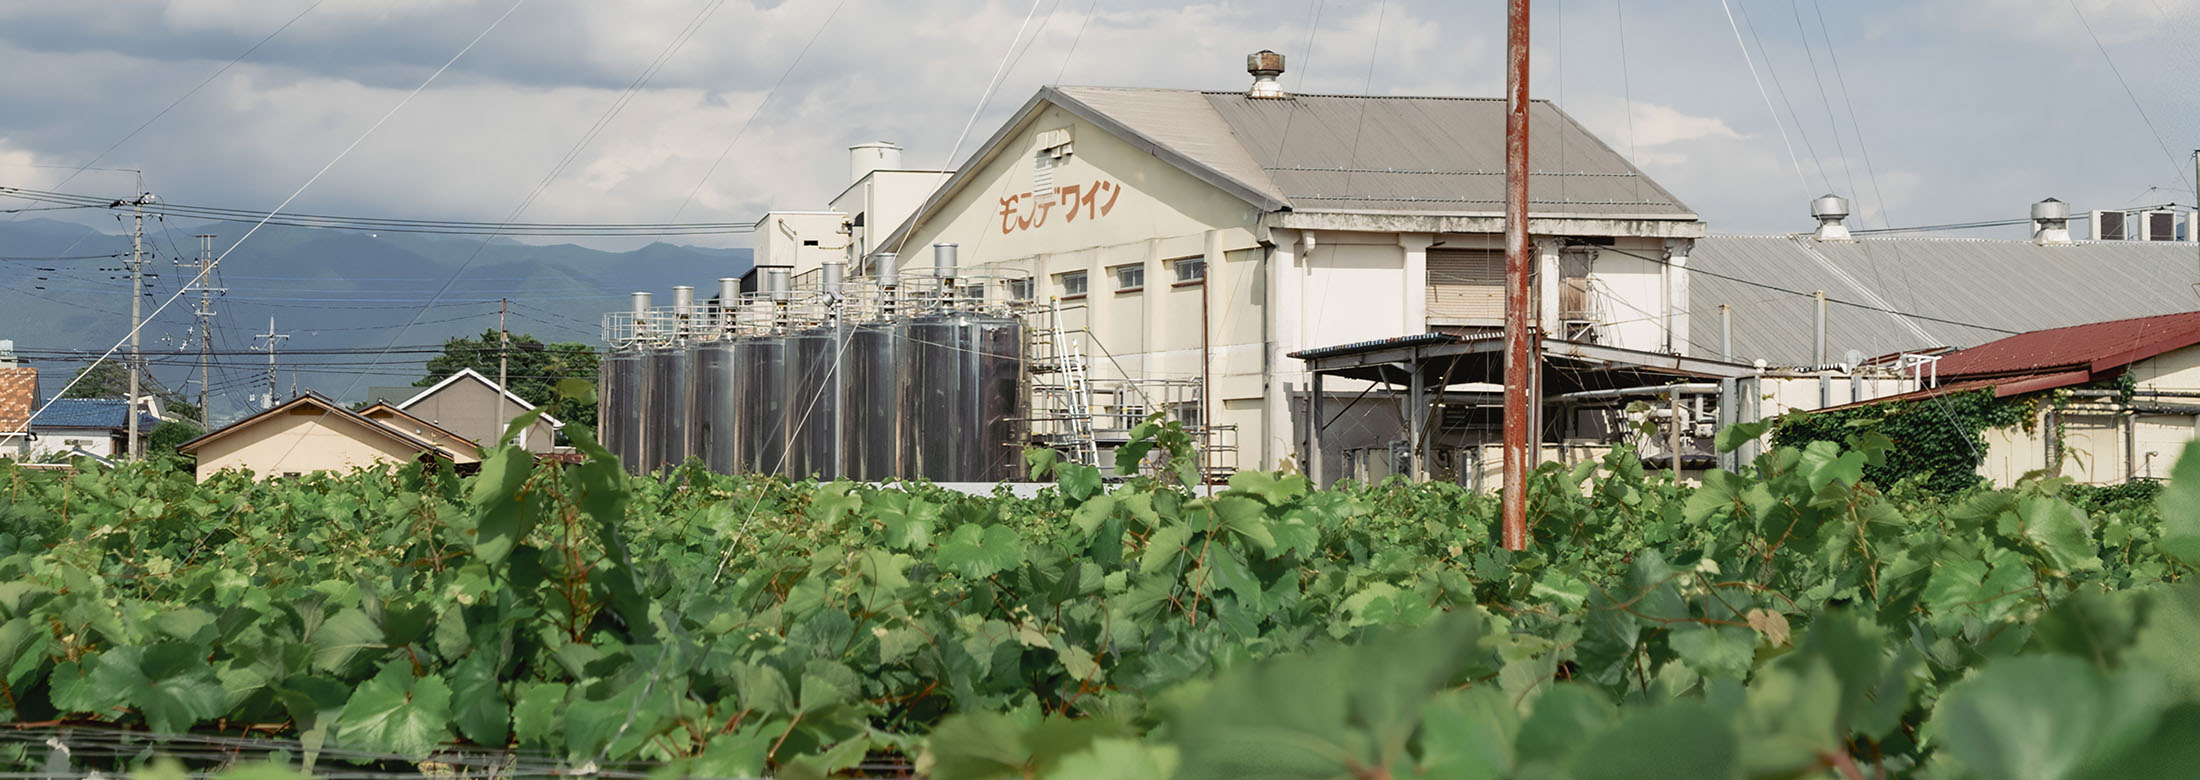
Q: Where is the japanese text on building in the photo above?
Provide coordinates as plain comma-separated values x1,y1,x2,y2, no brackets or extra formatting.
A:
999,180,1122,234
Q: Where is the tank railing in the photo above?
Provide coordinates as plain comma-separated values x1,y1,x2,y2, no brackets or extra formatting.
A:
600,273,1052,345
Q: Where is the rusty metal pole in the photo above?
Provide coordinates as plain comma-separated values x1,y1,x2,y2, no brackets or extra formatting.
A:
1500,0,1533,551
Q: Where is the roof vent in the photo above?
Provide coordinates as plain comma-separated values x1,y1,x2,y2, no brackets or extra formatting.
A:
1247,50,1287,99
1810,194,1851,241
2031,198,2072,245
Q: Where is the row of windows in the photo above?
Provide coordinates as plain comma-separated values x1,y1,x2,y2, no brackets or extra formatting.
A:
1055,257,1204,298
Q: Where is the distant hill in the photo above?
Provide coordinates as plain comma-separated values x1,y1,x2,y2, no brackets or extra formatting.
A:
0,217,749,423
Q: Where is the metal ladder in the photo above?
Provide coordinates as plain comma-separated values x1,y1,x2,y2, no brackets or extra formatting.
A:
1032,298,1099,467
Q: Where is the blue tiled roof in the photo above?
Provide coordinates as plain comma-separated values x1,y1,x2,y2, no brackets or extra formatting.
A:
31,398,164,431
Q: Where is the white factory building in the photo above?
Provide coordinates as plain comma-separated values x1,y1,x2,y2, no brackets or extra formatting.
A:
747,52,1731,481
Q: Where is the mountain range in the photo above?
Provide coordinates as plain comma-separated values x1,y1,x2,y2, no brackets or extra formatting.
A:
0,217,750,424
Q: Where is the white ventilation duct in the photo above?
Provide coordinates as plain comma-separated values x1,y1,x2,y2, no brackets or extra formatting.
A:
1810,194,1851,241
2031,198,2072,245
1247,50,1287,99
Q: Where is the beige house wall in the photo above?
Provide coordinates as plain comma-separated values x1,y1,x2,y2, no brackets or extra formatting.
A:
401,378,554,452
192,408,428,482
1977,344,2200,487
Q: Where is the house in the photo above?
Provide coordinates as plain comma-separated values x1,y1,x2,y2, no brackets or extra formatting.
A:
7,398,165,461
384,368,562,453
861,51,1707,479
1808,311,2200,486
177,392,480,482
0,351,35,457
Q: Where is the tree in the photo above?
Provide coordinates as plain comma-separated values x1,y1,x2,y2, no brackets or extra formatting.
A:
62,362,128,398
415,330,599,434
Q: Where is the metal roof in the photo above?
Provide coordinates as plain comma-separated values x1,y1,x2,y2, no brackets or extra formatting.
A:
1047,87,1697,220
1687,235,2200,366
31,398,163,432
1933,309,2200,378
1201,91,1696,218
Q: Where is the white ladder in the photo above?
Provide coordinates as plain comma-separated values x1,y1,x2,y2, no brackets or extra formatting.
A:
1046,298,1099,467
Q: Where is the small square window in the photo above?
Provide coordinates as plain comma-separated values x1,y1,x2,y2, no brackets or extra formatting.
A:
1058,270,1088,297
1115,264,1144,291
1008,278,1035,300
1172,257,1205,284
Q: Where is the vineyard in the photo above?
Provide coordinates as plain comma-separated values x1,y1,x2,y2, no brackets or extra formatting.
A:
2,417,2198,779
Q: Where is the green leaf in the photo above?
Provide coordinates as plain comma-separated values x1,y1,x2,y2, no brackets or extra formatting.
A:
1931,655,2167,780
1047,738,1180,780
1417,686,1518,780
2155,440,2200,568
466,445,537,568
1714,420,1770,453
336,661,454,760
937,524,1025,580
1513,684,1616,768
310,608,383,673
449,653,509,746
1226,470,1309,505
2013,496,2102,573
1668,625,1756,680
1140,523,1192,577
1071,495,1118,536
1057,462,1103,502
1566,700,1740,780
511,682,568,749
924,711,1029,780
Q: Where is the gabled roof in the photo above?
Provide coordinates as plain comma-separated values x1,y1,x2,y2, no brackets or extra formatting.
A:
400,368,563,427
877,85,1699,252
27,398,164,432
177,391,454,460
359,402,482,457
1689,235,2200,366
1935,310,2200,379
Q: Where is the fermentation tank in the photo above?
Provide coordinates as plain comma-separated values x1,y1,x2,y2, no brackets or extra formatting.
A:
843,322,910,480
692,341,742,474
787,326,844,479
907,313,1024,481
649,347,693,471
611,349,651,474
738,333,791,476
596,356,617,455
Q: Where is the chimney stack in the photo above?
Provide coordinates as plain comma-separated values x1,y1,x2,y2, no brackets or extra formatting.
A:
1247,50,1287,99
1810,194,1851,241
2031,198,2072,245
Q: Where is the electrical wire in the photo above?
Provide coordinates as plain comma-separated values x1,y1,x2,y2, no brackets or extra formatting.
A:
1718,0,1810,198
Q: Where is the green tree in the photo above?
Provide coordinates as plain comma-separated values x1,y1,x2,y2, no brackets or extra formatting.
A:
62,361,128,398
415,330,598,434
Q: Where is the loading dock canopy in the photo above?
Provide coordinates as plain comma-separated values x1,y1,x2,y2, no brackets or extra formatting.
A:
1289,332,1754,391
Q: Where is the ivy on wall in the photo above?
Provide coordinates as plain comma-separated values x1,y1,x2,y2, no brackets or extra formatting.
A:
1772,388,2036,493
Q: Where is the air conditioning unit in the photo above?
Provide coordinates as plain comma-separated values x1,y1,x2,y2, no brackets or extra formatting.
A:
2139,209,2181,242
2092,210,2128,241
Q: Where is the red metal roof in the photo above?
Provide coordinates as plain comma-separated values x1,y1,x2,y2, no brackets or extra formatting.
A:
1933,310,2200,379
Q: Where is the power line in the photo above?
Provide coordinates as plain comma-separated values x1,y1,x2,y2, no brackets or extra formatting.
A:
0,186,756,236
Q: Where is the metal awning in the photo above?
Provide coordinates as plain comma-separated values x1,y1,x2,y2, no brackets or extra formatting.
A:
1290,333,1754,394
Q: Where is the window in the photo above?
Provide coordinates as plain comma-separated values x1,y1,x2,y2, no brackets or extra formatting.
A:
957,284,985,301
1008,278,1035,300
1057,270,1088,298
1114,264,1144,292
1172,257,1205,284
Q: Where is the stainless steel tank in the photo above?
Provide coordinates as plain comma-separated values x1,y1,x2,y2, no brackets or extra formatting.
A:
843,321,910,480
907,313,1025,482
692,341,742,475
649,347,693,471
738,333,791,476
787,326,844,479
611,349,651,474
596,356,616,456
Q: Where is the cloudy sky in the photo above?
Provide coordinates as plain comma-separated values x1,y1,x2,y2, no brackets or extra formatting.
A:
3,0,2199,250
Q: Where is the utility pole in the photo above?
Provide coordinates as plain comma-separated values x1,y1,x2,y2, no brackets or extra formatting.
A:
498,297,510,436
126,174,146,459
257,317,289,410
186,234,219,429
1499,0,1534,551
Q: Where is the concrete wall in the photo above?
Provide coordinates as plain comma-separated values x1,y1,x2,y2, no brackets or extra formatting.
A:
191,408,426,482
753,211,850,277
22,428,122,459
